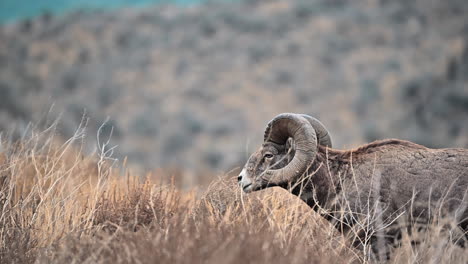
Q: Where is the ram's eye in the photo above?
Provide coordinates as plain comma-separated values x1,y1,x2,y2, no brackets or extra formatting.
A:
264,153,274,159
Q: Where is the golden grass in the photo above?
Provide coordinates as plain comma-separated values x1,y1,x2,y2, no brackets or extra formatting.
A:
0,125,466,263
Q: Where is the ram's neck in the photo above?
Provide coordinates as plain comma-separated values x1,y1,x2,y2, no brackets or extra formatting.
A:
289,146,351,210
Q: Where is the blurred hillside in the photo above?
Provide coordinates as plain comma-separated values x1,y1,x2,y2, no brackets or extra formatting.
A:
0,0,467,175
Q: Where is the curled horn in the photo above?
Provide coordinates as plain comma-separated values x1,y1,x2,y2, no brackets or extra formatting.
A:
300,114,332,148
262,113,318,186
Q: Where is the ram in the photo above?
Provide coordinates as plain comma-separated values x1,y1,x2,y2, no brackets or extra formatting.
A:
238,113,468,256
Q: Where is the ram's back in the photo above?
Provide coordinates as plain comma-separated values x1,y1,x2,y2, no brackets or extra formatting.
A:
343,139,468,223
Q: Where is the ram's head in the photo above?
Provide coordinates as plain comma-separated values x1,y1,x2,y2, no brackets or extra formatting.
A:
238,113,332,192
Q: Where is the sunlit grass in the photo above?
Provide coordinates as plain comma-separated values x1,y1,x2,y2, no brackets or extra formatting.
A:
0,123,466,263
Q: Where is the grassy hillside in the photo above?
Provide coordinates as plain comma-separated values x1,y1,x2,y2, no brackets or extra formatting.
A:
1,0,467,262
0,124,466,263
1,0,467,178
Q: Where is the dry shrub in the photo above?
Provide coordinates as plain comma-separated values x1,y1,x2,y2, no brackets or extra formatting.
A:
38,176,356,264
93,177,189,231
0,124,467,263
0,124,102,263
387,218,468,263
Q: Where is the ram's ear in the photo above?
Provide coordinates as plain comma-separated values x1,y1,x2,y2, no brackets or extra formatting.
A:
286,137,295,153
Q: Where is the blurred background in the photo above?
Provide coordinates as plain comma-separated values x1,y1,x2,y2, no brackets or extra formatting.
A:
0,0,467,186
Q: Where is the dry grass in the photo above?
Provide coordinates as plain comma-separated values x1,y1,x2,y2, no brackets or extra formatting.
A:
0,125,466,264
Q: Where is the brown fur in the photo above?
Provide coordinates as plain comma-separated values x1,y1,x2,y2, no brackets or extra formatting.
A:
305,139,468,252
240,137,468,258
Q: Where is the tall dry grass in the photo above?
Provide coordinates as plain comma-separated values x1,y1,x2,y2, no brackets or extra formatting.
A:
0,123,466,263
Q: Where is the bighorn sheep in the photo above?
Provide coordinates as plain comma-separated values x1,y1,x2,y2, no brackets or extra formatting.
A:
238,113,468,255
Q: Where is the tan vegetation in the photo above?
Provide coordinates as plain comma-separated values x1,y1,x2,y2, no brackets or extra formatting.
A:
0,125,466,263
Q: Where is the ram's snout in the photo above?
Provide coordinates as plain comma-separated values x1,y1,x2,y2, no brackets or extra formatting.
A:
238,168,254,193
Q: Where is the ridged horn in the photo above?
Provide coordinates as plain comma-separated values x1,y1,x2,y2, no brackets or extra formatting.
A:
300,114,332,148
262,113,318,186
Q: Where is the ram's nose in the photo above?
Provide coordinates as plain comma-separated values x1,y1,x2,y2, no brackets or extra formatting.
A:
238,168,245,183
